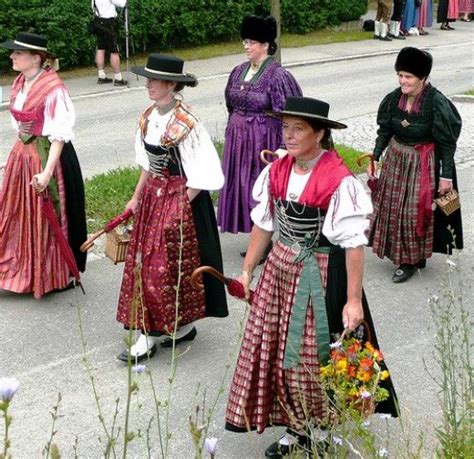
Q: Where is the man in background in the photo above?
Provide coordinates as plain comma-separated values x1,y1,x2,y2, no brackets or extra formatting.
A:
93,0,127,86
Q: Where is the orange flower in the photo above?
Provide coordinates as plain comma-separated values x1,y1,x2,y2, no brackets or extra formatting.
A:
348,365,357,378
364,342,375,353
357,369,371,382
360,357,374,371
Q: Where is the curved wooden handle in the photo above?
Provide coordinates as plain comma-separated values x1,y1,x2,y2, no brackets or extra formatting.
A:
357,153,376,176
260,149,279,165
80,229,106,252
191,266,227,290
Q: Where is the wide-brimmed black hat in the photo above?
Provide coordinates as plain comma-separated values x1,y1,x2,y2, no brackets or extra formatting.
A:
266,96,347,129
240,15,277,44
395,47,432,79
131,54,198,87
1,32,52,55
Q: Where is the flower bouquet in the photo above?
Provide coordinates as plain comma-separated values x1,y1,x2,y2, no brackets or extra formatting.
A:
320,321,390,419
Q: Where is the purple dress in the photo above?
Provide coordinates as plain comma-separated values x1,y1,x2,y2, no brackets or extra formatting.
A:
217,58,302,234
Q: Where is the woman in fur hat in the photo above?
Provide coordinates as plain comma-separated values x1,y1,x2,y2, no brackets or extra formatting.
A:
368,47,463,283
115,54,228,362
217,15,302,245
225,97,398,457
0,32,87,298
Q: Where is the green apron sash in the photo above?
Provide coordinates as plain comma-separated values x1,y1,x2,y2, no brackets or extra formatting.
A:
20,134,60,215
280,236,331,369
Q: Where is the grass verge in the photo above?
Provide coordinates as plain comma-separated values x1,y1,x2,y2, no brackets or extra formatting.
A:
84,143,366,232
464,88,474,96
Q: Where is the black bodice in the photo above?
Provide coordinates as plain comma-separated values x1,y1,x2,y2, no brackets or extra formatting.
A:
143,141,185,177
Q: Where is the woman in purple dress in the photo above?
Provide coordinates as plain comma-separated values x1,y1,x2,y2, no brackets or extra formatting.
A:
217,15,302,236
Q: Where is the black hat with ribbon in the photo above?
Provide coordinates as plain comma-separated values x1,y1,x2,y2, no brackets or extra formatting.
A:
266,96,347,129
395,47,433,79
131,54,198,87
1,32,54,56
240,15,277,44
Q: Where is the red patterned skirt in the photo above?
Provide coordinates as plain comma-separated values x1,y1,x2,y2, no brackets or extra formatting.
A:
0,139,71,298
225,241,331,433
116,175,206,334
369,138,435,265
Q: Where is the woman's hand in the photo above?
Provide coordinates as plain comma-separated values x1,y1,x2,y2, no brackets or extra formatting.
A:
30,171,52,194
238,270,253,301
438,178,453,196
342,299,364,331
125,197,140,214
366,160,378,178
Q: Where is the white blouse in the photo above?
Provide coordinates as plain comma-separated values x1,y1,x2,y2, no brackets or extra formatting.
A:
250,154,373,248
11,86,75,143
135,107,224,191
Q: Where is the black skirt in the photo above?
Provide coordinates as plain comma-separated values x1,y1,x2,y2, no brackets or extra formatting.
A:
60,142,87,272
191,191,229,318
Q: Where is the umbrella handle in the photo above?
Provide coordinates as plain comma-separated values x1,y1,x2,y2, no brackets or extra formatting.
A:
80,229,106,252
357,153,376,176
260,149,279,165
191,266,227,290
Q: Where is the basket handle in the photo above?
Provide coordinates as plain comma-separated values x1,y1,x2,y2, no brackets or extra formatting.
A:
260,149,279,165
337,319,372,345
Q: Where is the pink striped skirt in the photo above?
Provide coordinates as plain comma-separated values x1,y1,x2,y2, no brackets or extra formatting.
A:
0,140,70,298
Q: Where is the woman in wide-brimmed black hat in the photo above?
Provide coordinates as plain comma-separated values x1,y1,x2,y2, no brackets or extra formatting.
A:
217,15,302,249
0,32,87,298
115,54,228,362
368,47,463,283
225,96,399,457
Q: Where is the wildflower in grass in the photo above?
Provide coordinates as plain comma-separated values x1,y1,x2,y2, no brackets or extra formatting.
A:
0,377,20,402
204,437,218,457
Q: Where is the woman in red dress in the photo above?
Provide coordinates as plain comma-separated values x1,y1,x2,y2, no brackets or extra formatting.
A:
0,32,87,298
116,54,228,362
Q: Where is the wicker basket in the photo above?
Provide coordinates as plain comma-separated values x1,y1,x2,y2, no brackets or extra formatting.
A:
105,229,130,264
435,189,461,216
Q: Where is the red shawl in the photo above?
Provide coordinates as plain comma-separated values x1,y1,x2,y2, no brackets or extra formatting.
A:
9,69,66,136
269,150,352,210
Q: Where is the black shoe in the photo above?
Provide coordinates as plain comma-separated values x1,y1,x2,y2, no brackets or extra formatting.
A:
97,77,113,84
117,344,157,363
373,34,379,39
379,35,392,41
388,33,406,40
160,326,197,348
392,264,416,283
114,79,128,87
265,433,311,458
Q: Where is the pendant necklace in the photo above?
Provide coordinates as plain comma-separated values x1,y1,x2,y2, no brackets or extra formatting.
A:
295,157,318,172
157,98,177,116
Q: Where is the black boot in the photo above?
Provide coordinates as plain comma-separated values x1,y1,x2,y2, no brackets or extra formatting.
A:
392,264,416,283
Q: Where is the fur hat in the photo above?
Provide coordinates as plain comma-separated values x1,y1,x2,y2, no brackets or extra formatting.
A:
240,15,277,44
395,47,433,79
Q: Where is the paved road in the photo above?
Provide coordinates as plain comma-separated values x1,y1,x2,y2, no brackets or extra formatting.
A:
0,25,473,459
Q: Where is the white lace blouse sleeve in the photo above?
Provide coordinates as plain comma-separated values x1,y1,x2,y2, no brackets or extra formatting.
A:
250,164,275,232
179,122,224,191
42,87,75,143
322,176,373,248
134,128,149,170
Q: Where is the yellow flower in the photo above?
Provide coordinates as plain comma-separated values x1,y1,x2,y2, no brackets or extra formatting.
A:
336,358,348,375
380,370,390,381
320,365,334,378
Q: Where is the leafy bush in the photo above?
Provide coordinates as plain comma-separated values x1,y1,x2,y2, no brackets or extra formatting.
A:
0,0,368,71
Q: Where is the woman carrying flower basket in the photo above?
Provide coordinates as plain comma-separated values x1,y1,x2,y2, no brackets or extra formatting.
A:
224,97,398,458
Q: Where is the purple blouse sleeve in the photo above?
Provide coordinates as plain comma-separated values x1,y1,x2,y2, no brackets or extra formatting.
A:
268,67,303,111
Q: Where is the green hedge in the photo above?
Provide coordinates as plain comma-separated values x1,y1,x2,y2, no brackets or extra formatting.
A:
0,0,368,71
